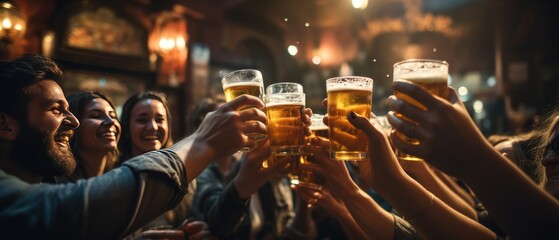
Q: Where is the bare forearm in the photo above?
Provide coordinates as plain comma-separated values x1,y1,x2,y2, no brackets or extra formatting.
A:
460,146,559,239
334,207,369,240
340,188,394,240
435,171,476,207
414,168,477,220
377,174,494,239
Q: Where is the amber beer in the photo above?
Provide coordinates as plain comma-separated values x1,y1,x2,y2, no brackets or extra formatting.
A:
394,75,448,112
223,82,264,108
289,124,328,189
266,102,305,156
264,82,305,170
393,59,448,161
326,77,373,161
222,69,267,146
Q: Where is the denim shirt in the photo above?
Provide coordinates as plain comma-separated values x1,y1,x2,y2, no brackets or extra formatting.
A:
0,149,187,240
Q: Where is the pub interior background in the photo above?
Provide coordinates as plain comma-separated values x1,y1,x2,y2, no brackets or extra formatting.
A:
2,0,559,141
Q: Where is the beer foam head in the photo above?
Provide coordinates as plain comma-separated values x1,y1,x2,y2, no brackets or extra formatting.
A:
222,69,263,88
222,81,263,90
326,76,373,92
395,72,448,84
327,85,372,92
393,59,448,84
266,101,305,107
310,124,328,130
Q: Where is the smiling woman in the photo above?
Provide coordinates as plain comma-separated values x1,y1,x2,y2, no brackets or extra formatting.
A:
117,91,173,163
55,91,121,182
116,91,200,239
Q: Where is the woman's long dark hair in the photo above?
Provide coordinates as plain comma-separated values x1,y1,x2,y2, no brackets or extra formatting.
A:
118,91,173,163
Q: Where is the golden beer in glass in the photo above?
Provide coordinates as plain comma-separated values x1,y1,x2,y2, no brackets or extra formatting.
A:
224,82,264,107
289,114,328,190
393,59,448,161
266,103,305,156
326,77,373,161
265,82,305,158
222,69,267,149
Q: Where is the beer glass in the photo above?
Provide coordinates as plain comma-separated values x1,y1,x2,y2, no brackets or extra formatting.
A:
289,114,327,190
265,82,305,158
326,76,373,161
393,59,448,161
222,69,267,150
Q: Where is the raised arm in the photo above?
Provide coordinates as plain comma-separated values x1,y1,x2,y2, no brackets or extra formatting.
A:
387,80,559,239
294,185,368,240
302,142,393,240
399,160,477,220
170,95,268,183
347,111,495,240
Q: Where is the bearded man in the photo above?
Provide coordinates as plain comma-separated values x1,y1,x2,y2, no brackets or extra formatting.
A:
0,54,268,239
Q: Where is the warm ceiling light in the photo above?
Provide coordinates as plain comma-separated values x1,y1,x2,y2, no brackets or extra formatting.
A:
352,0,368,10
287,45,298,56
149,11,188,56
0,1,26,59
312,55,322,65
0,1,26,44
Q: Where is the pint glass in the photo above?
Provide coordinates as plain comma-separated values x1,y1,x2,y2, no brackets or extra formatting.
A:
326,76,373,161
393,59,448,161
222,69,267,150
265,82,305,158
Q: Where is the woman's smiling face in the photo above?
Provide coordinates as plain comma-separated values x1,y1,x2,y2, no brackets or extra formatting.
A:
76,98,120,154
129,99,169,156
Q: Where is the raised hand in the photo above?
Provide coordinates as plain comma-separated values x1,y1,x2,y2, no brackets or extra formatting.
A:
300,138,359,198
195,95,268,160
387,80,492,177
234,140,292,199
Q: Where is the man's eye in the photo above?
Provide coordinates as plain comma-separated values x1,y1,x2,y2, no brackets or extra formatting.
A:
51,108,62,114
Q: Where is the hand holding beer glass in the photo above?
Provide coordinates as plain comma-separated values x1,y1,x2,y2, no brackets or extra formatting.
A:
290,114,327,190
326,76,373,161
392,59,448,161
222,69,267,150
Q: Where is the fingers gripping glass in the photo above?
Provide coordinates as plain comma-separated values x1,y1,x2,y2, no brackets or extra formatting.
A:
221,69,267,151
326,76,373,161
392,59,448,161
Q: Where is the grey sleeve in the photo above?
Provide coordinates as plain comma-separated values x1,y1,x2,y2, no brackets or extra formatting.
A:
0,149,187,240
393,214,422,240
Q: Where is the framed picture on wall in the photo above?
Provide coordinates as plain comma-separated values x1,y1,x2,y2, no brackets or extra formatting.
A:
54,3,151,72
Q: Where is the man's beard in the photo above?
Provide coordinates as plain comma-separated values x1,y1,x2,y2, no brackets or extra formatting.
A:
13,126,76,177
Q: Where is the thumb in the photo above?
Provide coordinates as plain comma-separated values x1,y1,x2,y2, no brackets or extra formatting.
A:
347,111,383,141
447,87,463,105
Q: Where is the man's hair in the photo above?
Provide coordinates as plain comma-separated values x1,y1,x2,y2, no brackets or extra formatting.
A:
0,54,63,120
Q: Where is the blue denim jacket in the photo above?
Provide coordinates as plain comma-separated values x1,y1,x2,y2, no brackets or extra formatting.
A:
0,149,187,239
